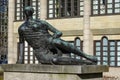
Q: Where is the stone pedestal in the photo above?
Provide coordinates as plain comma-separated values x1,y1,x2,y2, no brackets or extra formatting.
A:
0,64,108,80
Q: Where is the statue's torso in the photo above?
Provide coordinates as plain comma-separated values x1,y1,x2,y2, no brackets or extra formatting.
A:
19,21,51,49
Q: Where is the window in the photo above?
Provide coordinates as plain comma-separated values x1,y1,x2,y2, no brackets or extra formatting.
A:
102,37,109,65
0,0,8,63
48,0,120,18
91,0,120,16
94,36,120,67
17,41,38,64
15,0,40,21
47,0,83,18
70,37,83,59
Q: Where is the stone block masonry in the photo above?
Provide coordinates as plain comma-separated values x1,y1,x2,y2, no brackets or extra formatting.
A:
0,64,109,80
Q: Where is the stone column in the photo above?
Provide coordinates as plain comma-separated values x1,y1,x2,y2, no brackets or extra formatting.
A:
83,0,93,55
8,0,15,64
39,0,47,20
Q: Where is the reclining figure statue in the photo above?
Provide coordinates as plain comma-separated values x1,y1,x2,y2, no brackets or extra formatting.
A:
17,6,97,65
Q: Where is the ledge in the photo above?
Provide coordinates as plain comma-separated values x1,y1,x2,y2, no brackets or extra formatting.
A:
1,64,108,74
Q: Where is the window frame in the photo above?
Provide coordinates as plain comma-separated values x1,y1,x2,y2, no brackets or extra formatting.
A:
0,0,8,63
94,36,120,67
71,37,83,59
47,0,83,19
14,0,40,21
17,41,38,64
91,0,120,16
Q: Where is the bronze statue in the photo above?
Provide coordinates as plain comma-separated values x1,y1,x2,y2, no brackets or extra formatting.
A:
17,6,97,65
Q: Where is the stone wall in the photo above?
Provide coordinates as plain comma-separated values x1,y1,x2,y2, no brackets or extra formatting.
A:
1,64,108,80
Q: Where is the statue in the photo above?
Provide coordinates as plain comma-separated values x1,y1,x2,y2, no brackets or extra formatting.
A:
17,6,97,65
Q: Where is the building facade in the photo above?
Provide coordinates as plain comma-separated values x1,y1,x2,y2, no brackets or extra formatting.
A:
8,0,120,79
0,0,8,63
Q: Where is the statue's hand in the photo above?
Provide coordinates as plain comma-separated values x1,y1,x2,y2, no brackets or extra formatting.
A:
53,34,57,39
53,32,62,38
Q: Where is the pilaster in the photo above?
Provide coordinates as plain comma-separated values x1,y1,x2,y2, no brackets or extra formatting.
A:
39,0,47,20
8,0,15,63
83,0,93,55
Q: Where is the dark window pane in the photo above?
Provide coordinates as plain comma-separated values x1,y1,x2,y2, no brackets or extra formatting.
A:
103,47,108,51
117,42,120,45
117,57,120,61
97,62,101,65
103,62,108,65
110,47,115,51
108,0,112,3
110,52,115,56
91,0,120,16
96,47,100,51
110,42,115,46
75,38,80,46
15,0,40,21
117,62,120,66
103,38,108,46
103,52,108,56
48,0,82,18
103,57,108,61
96,42,101,46
110,62,115,66
117,52,120,56
96,52,101,56
110,57,115,61
97,57,101,60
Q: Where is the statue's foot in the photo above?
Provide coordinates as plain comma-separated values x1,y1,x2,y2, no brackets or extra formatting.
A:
86,55,98,64
51,57,97,65
16,60,24,64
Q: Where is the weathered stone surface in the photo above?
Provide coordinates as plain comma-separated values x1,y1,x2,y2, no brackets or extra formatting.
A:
1,64,109,80
1,64,108,74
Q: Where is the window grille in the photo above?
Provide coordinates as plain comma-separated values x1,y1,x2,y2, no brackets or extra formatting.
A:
94,36,120,67
15,0,40,21
91,0,120,16
47,0,83,18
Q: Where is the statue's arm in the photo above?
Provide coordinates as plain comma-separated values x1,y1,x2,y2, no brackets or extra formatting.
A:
19,32,24,43
16,27,24,64
42,21,63,38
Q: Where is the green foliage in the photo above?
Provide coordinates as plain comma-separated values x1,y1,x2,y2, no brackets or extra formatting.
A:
0,75,3,80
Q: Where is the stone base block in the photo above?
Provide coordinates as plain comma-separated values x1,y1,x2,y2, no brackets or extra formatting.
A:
0,64,109,80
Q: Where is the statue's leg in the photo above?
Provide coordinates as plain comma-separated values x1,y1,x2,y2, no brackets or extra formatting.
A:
33,49,54,64
51,57,95,65
52,39,97,63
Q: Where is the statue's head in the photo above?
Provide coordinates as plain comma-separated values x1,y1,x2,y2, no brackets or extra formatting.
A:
24,6,34,17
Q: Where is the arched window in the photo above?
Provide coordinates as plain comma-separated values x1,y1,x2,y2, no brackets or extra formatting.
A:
95,36,109,66
75,37,81,50
72,37,83,59
94,36,120,67
102,37,109,65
